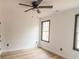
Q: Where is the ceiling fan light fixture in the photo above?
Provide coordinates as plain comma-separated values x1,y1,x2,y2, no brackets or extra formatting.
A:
19,0,53,13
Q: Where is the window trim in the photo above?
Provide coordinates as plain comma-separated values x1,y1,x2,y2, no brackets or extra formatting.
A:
73,14,79,51
41,20,50,43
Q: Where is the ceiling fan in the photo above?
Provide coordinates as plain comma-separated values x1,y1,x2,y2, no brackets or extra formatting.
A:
19,0,53,13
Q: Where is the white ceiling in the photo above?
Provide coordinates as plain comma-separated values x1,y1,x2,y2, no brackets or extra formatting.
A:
1,0,79,18
53,0,79,10
38,0,79,17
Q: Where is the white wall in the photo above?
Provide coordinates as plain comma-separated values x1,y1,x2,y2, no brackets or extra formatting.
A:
39,8,79,59
0,0,5,56
0,0,39,52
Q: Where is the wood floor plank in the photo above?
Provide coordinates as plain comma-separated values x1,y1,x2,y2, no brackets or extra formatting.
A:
1,48,65,59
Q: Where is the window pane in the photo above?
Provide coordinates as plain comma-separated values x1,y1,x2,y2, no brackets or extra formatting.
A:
77,33,79,40
74,14,79,50
77,40,79,49
41,20,50,42
42,32,49,41
43,25,49,32
43,22,49,32
43,22,49,27
76,33,79,49
76,16,79,32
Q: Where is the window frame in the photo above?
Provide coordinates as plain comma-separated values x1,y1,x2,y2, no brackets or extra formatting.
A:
73,14,79,51
41,20,50,43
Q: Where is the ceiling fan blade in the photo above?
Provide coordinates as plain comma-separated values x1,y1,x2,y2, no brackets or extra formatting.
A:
38,6,53,8
19,3,32,7
37,8,40,13
24,8,34,12
37,0,43,5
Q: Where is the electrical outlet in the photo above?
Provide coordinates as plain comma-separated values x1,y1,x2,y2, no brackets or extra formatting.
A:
6,43,9,47
0,40,1,42
60,48,63,51
0,22,1,24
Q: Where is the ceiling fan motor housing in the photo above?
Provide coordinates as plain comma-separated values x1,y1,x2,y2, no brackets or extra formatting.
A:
32,1,38,8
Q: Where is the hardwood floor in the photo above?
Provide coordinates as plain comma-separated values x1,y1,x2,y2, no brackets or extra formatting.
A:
1,48,65,59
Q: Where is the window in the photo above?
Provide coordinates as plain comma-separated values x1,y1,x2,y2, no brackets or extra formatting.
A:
41,20,50,42
73,14,79,51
